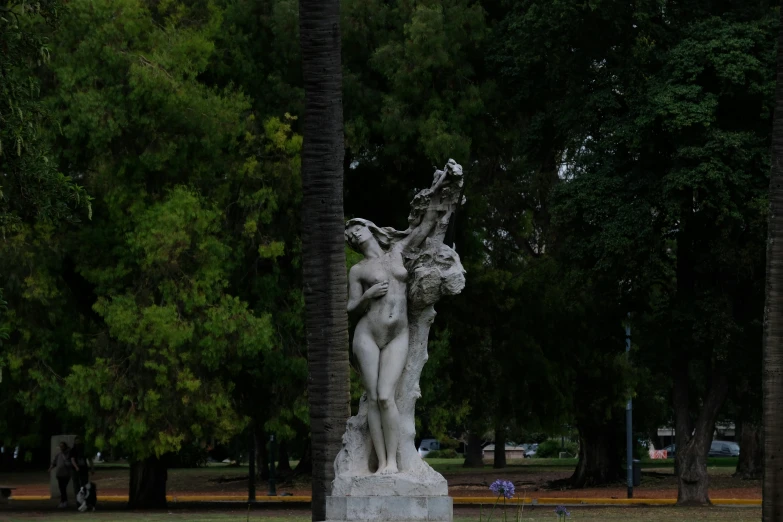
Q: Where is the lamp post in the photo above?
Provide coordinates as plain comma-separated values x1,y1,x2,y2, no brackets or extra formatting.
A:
268,434,277,497
248,429,256,502
625,314,633,499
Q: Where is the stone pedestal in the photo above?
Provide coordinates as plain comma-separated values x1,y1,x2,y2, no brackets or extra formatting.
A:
326,495,452,522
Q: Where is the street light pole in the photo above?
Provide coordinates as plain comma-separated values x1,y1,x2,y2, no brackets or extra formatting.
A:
268,434,277,497
625,314,633,499
248,429,256,502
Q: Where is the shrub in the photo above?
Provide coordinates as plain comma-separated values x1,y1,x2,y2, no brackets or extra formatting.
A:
440,438,461,451
535,439,578,458
425,449,459,459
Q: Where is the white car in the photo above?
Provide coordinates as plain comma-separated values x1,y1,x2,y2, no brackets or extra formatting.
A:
522,443,538,458
418,439,440,458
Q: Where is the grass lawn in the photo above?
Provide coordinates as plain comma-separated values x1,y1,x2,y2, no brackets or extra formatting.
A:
0,507,762,521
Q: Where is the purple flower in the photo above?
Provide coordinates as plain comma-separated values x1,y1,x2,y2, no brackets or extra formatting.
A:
554,504,571,517
489,479,515,499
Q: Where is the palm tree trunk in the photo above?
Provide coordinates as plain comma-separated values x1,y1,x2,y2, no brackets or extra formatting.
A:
298,1,350,520
763,2,783,518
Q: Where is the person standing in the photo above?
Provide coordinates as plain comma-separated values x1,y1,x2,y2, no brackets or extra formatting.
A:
48,441,71,508
69,437,91,495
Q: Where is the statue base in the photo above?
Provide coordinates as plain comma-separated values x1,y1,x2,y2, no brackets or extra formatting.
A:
332,468,448,497
326,495,452,522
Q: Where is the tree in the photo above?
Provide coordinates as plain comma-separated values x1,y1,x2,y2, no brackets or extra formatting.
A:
0,0,91,465
0,0,90,231
763,0,783,517
298,1,350,520
549,2,775,503
197,0,313,478
487,0,773,497
485,0,640,485
43,0,283,507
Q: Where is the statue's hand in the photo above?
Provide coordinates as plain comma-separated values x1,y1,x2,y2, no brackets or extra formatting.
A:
432,160,462,191
365,281,389,299
446,159,463,177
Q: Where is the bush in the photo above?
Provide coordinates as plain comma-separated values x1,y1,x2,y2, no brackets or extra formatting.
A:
425,449,459,459
535,439,578,458
440,438,461,451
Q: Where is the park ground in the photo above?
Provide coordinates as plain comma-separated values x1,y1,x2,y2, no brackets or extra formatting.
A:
0,457,763,520
0,505,765,521
0,457,762,500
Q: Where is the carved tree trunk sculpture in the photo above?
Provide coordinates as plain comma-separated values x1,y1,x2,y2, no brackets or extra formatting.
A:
332,162,465,497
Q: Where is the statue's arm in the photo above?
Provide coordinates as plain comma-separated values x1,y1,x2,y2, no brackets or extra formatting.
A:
399,208,439,252
397,170,450,251
347,266,388,315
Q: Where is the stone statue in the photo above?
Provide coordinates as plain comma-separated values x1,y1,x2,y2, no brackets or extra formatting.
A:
329,160,465,508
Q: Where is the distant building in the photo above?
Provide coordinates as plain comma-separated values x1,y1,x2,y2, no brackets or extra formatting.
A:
482,444,526,460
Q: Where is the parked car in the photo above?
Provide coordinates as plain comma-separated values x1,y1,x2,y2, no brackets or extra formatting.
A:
662,441,739,459
521,443,538,458
418,439,440,458
709,441,740,457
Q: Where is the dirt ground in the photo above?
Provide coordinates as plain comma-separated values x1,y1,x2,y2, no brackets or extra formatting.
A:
445,464,761,499
0,505,764,522
2,460,761,500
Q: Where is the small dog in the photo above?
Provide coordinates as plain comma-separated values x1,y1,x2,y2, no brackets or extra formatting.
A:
76,482,97,512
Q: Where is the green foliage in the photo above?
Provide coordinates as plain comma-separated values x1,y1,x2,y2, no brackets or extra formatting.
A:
535,439,578,459
440,437,461,451
1,0,775,490
362,0,487,163
35,0,301,462
483,0,774,485
0,289,8,345
0,2,92,450
65,187,274,458
424,449,459,459
0,0,91,235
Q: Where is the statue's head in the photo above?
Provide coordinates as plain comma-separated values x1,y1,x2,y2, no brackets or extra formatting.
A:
345,218,392,252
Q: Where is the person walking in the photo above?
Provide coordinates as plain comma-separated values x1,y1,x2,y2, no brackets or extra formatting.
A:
48,441,72,508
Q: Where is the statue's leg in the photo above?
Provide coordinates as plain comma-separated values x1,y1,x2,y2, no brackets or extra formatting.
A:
377,330,409,474
353,328,386,471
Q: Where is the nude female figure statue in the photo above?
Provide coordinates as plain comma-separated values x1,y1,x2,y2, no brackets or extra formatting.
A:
344,163,456,475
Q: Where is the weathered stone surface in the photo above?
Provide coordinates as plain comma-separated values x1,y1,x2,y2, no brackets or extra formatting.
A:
332,465,447,497
326,495,453,522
